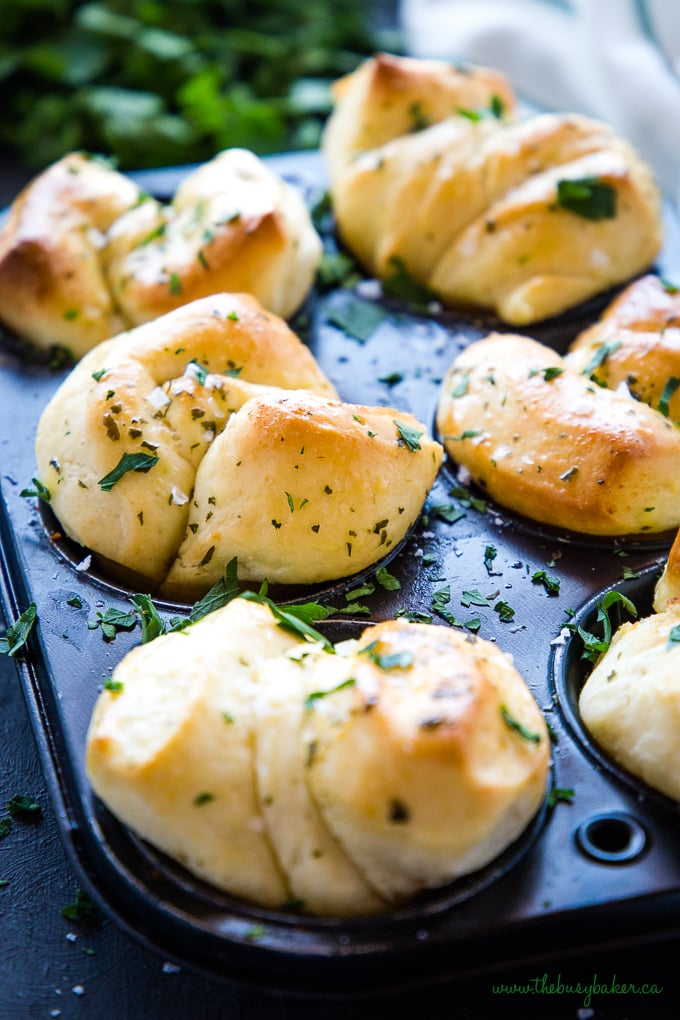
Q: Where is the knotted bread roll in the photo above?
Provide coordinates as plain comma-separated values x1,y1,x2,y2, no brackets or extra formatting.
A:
0,152,142,355
565,274,680,420
436,332,680,536
323,53,662,325
87,598,550,915
35,293,441,595
0,149,321,358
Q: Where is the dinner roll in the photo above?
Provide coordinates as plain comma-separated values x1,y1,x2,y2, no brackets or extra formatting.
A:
86,597,300,907
565,274,680,420
0,152,142,357
323,53,662,325
164,391,443,597
436,332,680,535
104,148,322,325
87,599,549,914
303,618,550,901
0,149,321,358
35,294,441,594
579,604,680,801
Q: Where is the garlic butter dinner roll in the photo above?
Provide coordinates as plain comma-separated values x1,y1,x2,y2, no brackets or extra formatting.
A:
104,148,322,326
0,149,321,358
436,332,680,536
87,599,550,914
0,152,143,356
565,274,680,421
323,53,662,325
579,604,680,802
35,294,441,595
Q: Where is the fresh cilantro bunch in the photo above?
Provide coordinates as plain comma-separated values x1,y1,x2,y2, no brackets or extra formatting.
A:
0,0,388,171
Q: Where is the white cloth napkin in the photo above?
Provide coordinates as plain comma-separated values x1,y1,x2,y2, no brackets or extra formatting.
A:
400,0,680,203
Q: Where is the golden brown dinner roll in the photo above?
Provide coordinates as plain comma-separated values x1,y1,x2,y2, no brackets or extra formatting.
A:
0,152,142,357
87,597,301,907
104,148,322,325
436,332,680,535
323,53,662,325
565,274,680,420
164,390,443,597
303,618,550,901
0,149,321,358
87,599,550,914
579,604,680,801
35,294,441,594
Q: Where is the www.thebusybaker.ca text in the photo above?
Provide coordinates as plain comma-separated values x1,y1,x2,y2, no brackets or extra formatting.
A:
491,973,663,1008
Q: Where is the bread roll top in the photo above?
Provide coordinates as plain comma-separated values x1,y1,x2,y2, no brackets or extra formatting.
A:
436,332,680,535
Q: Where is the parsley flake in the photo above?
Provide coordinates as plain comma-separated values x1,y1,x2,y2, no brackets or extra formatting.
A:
555,177,617,220
98,452,159,491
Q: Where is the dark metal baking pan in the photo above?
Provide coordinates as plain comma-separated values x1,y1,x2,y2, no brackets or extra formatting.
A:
1,152,680,995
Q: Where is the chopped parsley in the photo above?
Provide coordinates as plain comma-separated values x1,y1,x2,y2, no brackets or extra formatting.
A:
581,339,622,379
577,590,637,663
382,255,436,306
326,297,384,343
500,705,542,743
19,478,51,503
555,177,617,220
6,794,41,816
359,641,414,670
87,607,137,641
0,603,37,657
304,677,356,710
375,566,401,591
547,786,574,807
668,624,680,647
531,570,561,596
98,452,159,491
657,376,680,418
61,888,101,926
393,419,423,451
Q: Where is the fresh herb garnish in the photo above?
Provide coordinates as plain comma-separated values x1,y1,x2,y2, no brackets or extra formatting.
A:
359,640,414,671
88,607,137,641
0,603,37,657
500,705,542,743
327,298,384,343
6,795,41,816
241,591,335,651
304,677,356,709
393,419,423,451
382,255,436,306
374,566,401,591
61,888,101,926
19,478,51,503
98,452,159,491
657,376,680,418
547,786,574,807
577,590,638,663
555,177,617,220
532,570,561,596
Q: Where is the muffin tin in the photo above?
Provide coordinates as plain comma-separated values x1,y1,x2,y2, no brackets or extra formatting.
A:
1,152,680,995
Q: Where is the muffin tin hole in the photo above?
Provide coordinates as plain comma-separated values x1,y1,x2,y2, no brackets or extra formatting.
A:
551,562,679,814
575,812,647,864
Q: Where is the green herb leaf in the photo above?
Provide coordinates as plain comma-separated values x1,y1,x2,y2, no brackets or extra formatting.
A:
359,641,414,671
374,566,401,591
6,795,41,816
578,590,638,663
668,624,680,647
98,452,159,491
19,478,51,503
547,786,574,807
61,888,101,926
500,705,542,743
461,589,490,608
393,419,423,451
241,591,335,651
304,677,356,710
532,570,561,596
382,255,436,306
188,557,240,623
556,177,617,220
327,298,384,343
657,376,680,418
130,593,167,642
0,603,37,657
